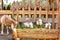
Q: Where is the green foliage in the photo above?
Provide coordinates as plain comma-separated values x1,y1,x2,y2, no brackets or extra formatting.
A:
7,4,11,10
33,25,37,28
17,24,25,29
31,0,35,4
16,23,44,29
25,0,29,4
42,0,46,5
37,24,44,28
4,3,11,10
19,1,22,5
17,23,37,29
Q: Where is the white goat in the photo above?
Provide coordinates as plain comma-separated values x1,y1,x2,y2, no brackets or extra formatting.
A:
36,19,43,28
36,19,43,25
24,22,33,28
45,22,51,29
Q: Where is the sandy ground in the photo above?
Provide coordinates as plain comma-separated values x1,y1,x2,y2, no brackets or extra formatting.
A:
0,28,13,40
0,34,12,40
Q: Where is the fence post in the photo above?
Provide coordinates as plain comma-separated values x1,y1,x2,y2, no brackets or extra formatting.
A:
13,28,18,40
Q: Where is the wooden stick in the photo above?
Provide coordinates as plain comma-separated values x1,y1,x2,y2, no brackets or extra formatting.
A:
13,28,18,40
